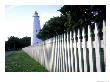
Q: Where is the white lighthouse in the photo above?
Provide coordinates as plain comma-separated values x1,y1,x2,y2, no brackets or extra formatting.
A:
32,11,42,45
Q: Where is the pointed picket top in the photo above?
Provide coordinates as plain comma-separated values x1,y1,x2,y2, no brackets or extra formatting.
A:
53,37,55,43
94,23,101,72
94,23,98,35
103,21,106,39
57,35,58,42
54,36,56,43
58,35,60,42
55,35,57,42
67,32,69,42
82,27,85,38
82,28,84,41
70,31,72,47
73,31,76,42
88,25,91,41
70,31,72,40
62,33,64,42
61,34,63,41
78,29,80,40
82,27,86,47
64,33,66,41
74,30,77,41
59,35,61,42
88,25,92,47
103,20,106,28
59,35,60,42
67,32,68,41
102,20,106,66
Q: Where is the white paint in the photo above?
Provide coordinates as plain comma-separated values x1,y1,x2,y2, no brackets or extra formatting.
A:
78,29,82,72
32,11,42,45
82,28,87,72
94,23,101,72
88,25,94,72
74,30,78,72
22,21,106,72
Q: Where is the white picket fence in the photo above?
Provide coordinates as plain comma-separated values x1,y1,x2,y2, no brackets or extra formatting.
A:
22,21,106,72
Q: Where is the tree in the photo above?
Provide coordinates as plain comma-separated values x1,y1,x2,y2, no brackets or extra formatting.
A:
37,5,106,40
5,36,31,51
59,5,106,29
37,16,67,40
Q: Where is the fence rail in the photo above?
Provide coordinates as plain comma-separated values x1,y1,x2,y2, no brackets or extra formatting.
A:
22,21,106,72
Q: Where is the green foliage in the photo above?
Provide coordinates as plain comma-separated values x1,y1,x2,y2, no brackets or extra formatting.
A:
37,5,106,40
37,16,67,40
5,50,48,72
5,36,31,51
59,5,106,29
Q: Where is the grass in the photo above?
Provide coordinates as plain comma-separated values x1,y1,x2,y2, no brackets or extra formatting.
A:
5,50,48,72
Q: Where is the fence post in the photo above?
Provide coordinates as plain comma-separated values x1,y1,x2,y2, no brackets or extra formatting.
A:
88,25,94,72
49,37,55,71
60,34,63,72
67,32,71,72
64,33,68,72
53,36,57,72
43,41,48,70
82,27,87,72
56,36,58,71
102,21,106,66
74,30,78,72
62,33,65,72
70,31,74,72
42,42,45,66
78,29,83,72
58,35,61,72
95,23,101,72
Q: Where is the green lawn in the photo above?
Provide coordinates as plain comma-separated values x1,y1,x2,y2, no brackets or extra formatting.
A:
5,50,48,72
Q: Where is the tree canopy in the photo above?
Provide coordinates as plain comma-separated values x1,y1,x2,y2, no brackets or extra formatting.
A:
37,5,106,40
59,5,106,28
5,36,31,51
37,15,67,40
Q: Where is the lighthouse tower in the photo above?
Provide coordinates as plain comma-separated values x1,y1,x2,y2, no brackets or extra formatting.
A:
32,11,42,45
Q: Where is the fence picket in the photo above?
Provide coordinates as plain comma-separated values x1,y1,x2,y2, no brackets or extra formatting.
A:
56,36,59,71
94,23,101,72
70,31,74,72
49,38,55,71
64,33,68,72
67,32,71,72
88,25,94,72
82,28,87,72
78,29,83,72
53,36,57,71
22,21,105,72
60,35,63,72
62,34,65,72
73,30,78,72
59,35,61,72
102,21,106,65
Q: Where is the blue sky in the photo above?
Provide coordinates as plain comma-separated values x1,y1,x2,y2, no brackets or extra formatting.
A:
5,5,63,41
